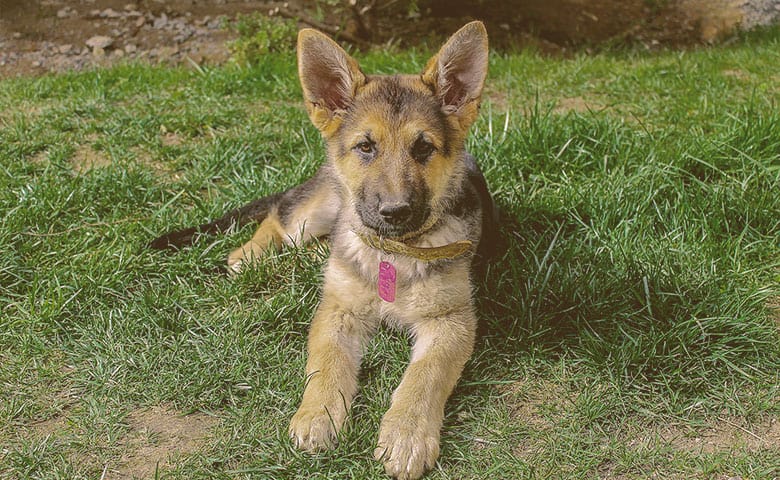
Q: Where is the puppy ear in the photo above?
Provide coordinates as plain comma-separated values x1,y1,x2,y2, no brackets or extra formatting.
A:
297,28,366,136
422,21,488,124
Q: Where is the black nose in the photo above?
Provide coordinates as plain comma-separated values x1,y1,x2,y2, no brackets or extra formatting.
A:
379,202,412,226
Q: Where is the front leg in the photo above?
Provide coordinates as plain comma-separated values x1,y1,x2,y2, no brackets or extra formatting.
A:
289,289,376,451
375,308,477,480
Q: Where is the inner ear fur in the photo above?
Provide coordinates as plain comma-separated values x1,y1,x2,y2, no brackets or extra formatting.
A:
297,28,366,135
422,21,489,118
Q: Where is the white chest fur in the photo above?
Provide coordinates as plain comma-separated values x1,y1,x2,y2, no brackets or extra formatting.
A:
326,220,476,328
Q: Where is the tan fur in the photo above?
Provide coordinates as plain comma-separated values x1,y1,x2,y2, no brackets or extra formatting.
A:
297,28,366,138
229,22,490,480
228,178,339,272
227,212,284,271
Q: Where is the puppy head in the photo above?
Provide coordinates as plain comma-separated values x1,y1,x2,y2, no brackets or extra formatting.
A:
297,22,488,237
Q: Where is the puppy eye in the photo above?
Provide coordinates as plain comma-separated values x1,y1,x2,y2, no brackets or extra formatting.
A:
411,138,435,163
354,141,376,156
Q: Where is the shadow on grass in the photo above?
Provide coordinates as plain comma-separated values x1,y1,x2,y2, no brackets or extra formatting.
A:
467,199,778,405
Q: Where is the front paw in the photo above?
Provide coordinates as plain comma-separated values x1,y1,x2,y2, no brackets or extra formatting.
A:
289,405,339,452
226,247,250,274
373,414,440,480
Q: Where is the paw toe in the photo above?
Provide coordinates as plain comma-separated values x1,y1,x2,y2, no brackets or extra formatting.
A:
375,425,439,480
289,409,338,452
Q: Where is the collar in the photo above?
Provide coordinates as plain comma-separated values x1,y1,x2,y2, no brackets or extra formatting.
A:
355,231,473,262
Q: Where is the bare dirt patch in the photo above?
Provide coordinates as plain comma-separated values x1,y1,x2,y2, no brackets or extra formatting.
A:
670,416,779,454
506,378,578,459
2,356,80,443
0,101,44,127
2,1,778,79
132,146,179,180
3,403,218,478
680,0,746,43
114,405,219,479
161,130,185,148
24,412,71,441
30,149,50,167
507,378,780,463
507,378,575,432
483,88,510,112
722,68,751,80
554,96,606,114
0,0,246,78
71,144,112,172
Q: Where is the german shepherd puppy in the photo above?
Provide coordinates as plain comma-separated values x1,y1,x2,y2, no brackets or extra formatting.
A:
151,21,496,479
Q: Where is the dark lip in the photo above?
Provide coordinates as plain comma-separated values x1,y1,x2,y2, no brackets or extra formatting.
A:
370,224,411,238
362,210,431,239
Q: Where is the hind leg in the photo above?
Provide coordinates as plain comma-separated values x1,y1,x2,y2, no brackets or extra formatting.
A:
227,212,286,272
227,173,340,273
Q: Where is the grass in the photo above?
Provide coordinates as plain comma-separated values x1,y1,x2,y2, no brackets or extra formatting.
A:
1,27,779,479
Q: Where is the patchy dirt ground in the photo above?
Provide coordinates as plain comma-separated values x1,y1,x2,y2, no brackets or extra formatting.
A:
2,0,778,79
11,403,219,478
506,378,780,475
116,406,219,479
0,0,262,78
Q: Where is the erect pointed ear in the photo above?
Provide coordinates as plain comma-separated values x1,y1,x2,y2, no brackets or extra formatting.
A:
421,21,488,124
297,28,366,136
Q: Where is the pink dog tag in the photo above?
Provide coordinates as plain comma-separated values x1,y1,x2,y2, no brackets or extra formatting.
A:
378,261,396,302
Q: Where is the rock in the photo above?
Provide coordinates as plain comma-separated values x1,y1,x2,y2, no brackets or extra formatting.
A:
101,8,122,18
86,35,114,50
157,46,179,61
56,7,74,19
153,13,168,29
173,32,193,43
124,43,137,54
135,16,146,28
59,44,73,54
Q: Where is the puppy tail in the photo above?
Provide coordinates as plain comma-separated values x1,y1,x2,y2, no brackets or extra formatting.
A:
148,192,283,250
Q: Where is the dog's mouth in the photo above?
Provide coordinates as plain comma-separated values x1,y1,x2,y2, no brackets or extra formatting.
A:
373,223,419,239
